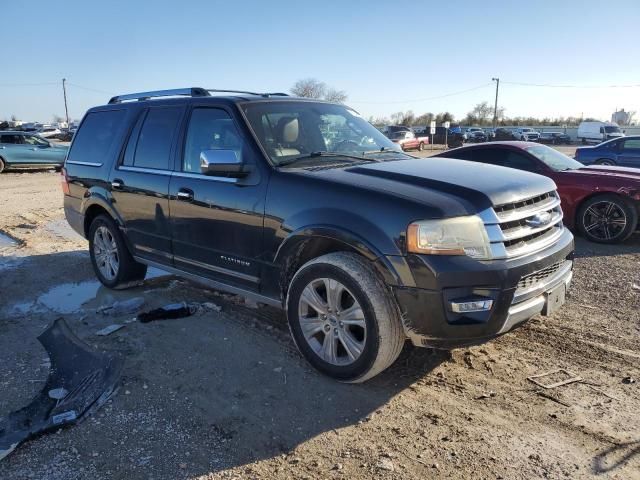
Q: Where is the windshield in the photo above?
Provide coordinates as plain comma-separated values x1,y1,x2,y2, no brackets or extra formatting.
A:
525,145,583,171
242,101,402,165
604,126,621,133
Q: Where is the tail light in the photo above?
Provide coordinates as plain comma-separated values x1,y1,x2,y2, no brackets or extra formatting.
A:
61,167,70,195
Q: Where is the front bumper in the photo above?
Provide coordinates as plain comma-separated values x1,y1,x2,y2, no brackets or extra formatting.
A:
390,228,574,348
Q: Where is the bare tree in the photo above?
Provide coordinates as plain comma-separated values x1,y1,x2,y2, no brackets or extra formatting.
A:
324,87,347,104
291,78,327,99
290,78,348,103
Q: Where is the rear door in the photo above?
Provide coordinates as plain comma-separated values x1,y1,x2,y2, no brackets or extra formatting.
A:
0,133,24,164
110,105,185,264
617,138,640,167
21,135,63,165
168,105,267,291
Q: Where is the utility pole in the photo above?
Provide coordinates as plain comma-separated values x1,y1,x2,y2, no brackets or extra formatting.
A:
62,78,69,127
492,77,500,129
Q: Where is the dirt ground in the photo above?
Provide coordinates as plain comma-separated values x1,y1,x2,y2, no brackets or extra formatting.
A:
0,167,639,480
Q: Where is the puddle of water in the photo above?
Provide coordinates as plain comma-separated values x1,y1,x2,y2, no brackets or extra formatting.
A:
147,266,171,279
36,280,102,314
0,232,18,249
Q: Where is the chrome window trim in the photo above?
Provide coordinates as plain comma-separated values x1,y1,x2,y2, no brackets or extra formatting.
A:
65,160,103,167
118,165,172,176
172,171,239,184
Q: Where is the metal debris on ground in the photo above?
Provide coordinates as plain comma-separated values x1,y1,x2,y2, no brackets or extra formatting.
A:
97,297,145,316
0,318,124,461
527,369,582,389
95,324,126,336
622,376,635,384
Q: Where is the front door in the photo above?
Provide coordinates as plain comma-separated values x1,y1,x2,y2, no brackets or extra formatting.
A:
168,106,267,291
110,105,185,264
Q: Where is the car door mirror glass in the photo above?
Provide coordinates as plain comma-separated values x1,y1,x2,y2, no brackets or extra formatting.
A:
200,149,248,177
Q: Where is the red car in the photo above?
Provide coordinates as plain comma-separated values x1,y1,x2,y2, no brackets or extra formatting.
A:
387,130,429,151
435,141,640,244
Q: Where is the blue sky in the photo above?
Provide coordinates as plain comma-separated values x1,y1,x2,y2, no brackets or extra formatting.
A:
2,0,639,123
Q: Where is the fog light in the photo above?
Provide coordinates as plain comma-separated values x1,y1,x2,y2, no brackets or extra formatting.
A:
450,299,494,313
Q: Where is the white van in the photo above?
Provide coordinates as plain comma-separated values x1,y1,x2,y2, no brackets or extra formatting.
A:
577,121,624,144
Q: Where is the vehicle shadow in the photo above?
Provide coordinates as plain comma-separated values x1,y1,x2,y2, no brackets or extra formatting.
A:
592,440,640,474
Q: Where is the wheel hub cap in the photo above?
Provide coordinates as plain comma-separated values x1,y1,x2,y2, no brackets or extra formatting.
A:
93,226,119,281
297,278,366,366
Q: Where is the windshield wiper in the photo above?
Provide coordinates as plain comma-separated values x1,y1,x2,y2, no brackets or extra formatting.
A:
277,151,378,167
362,147,408,156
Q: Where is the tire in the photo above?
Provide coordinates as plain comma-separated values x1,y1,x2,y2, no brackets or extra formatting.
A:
286,252,405,383
577,194,638,244
595,158,616,166
88,214,147,288
418,142,424,151
581,138,587,145
0,157,5,173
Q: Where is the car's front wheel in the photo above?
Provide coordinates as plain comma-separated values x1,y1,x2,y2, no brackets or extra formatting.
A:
0,158,5,173
577,194,638,244
418,142,425,151
595,158,616,166
286,252,405,383
89,214,147,288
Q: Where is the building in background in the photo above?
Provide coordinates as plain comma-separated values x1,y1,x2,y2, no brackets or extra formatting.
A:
611,108,635,126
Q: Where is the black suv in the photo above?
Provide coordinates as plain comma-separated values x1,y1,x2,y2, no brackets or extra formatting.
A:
63,88,574,382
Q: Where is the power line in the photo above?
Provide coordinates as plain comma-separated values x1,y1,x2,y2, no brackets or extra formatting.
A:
502,81,640,88
350,83,493,104
0,82,58,87
66,82,114,95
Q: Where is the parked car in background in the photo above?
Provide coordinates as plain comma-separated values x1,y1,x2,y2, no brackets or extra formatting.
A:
575,136,640,167
0,131,68,173
465,127,483,138
492,128,517,141
382,125,412,136
577,121,624,144
539,132,572,145
484,128,496,140
387,129,429,151
466,130,488,143
62,87,573,382
513,128,540,141
38,126,63,139
435,141,640,244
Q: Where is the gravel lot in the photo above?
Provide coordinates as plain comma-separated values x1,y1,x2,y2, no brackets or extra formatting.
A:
0,164,639,480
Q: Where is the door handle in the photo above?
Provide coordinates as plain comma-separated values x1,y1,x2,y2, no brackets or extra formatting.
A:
111,179,124,189
31,147,39,151
177,188,194,201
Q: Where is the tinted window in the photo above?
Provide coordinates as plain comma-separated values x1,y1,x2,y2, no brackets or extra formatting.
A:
622,139,640,150
183,108,244,173
470,148,538,172
501,151,538,172
0,134,22,144
447,149,474,161
67,110,125,165
133,107,182,170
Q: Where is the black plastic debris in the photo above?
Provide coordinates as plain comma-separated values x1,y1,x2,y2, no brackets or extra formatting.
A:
0,318,123,461
137,302,198,323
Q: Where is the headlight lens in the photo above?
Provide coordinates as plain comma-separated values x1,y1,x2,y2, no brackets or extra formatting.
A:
407,216,492,259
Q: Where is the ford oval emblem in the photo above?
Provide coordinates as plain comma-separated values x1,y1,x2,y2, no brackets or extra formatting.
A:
526,212,553,228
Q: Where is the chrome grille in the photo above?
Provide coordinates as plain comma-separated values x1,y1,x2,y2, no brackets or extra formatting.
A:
482,190,564,259
517,260,566,291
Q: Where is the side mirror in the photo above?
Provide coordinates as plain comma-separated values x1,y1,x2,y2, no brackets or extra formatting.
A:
200,149,249,178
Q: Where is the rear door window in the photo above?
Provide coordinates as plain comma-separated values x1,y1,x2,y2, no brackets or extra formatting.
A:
67,110,125,165
132,106,183,170
621,139,640,151
0,134,22,144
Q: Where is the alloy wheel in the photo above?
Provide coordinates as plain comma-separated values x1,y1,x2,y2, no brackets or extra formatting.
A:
297,278,366,366
93,226,120,280
582,201,627,241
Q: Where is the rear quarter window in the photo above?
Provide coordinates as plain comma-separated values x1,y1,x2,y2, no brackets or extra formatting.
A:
67,110,126,165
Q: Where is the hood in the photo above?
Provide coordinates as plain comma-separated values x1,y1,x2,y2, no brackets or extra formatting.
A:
295,158,556,211
575,165,640,182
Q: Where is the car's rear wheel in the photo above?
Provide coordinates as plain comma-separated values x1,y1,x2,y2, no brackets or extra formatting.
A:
418,142,424,151
89,214,147,288
286,252,405,383
0,157,5,173
595,158,616,166
577,194,638,244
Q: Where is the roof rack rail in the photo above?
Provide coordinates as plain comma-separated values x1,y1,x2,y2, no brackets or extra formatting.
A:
108,87,210,104
206,89,289,98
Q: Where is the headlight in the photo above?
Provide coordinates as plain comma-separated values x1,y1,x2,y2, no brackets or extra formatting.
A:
407,216,492,259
